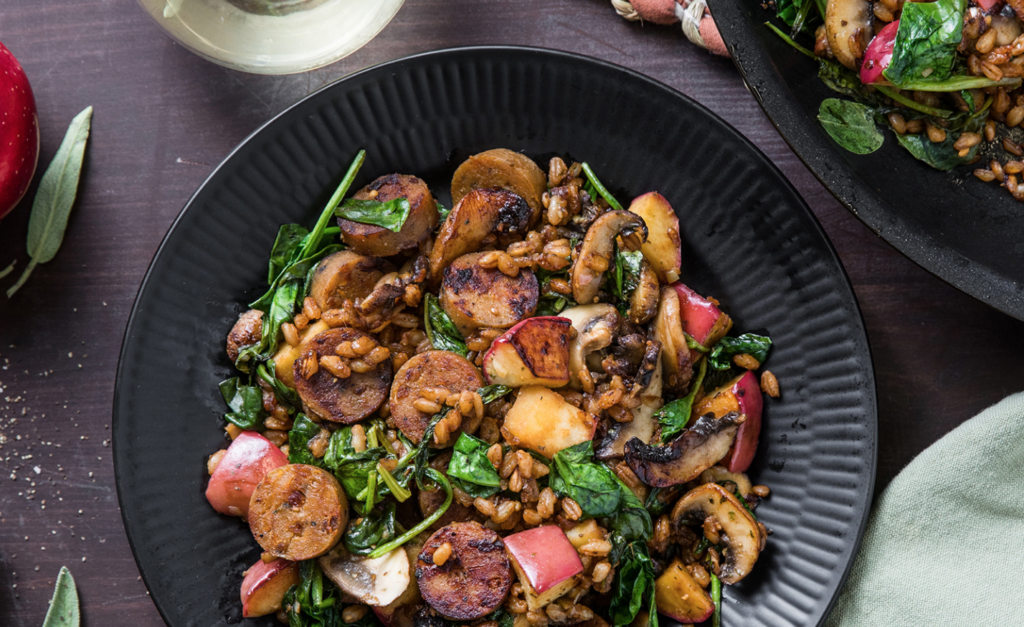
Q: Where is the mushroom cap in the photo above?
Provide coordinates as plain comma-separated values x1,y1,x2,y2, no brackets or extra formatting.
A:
671,482,764,584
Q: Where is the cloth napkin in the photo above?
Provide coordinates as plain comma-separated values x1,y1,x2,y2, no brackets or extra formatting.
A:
825,391,1024,624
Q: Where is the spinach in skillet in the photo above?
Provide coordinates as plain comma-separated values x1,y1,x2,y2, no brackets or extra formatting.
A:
708,333,772,371
448,432,502,498
218,378,267,430
883,0,966,87
818,99,885,155
424,293,467,356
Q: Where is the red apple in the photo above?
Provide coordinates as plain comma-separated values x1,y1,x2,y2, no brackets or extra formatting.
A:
0,41,39,220
504,526,583,610
240,557,301,618
692,370,763,473
627,192,682,283
500,386,597,458
671,282,733,347
205,432,288,518
482,317,571,388
654,560,714,623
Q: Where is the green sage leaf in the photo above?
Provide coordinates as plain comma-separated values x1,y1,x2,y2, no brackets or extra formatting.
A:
42,566,79,627
817,99,884,155
8,106,92,298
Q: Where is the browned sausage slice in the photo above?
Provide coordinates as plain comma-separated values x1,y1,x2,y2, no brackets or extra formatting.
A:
415,522,512,620
226,309,263,363
248,464,348,561
440,252,539,336
294,327,391,424
450,149,547,226
339,174,439,257
389,351,483,445
309,250,394,312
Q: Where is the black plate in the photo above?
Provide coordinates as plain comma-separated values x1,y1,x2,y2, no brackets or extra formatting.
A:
113,46,876,627
707,0,1024,319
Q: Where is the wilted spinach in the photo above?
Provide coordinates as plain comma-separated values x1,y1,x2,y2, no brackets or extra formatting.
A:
708,333,772,371
581,162,623,211
218,378,267,430
818,99,885,155
549,442,622,518
335,197,412,232
895,116,985,170
656,358,708,441
288,414,326,466
612,248,644,314
448,432,502,498
284,560,383,627
884,0,966,87
609,541,658,627
424,293,467,356
344,502,399,554
535,268,576,316
323,426,388,506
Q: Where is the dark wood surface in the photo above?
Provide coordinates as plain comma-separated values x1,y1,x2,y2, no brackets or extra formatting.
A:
1,0,1022,625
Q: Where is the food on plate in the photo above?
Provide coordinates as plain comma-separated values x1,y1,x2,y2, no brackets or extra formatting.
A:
767,0,1024,199
207,149,779,626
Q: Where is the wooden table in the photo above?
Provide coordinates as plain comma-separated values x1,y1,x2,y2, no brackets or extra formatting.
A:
1,0,1022,625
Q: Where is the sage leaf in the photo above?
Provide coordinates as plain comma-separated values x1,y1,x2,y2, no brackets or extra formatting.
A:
817,99,884,155
7,106,93,298
42,566,79,627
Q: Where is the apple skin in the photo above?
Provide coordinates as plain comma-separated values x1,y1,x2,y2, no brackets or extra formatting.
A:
240,557,301,618
0,41,40,221
500,386,597,459
205,432,288,518
503,526,583,610
671,282,733,348
692,370,763,473
654,559,714,623
627,192,682,282
482,317,571,388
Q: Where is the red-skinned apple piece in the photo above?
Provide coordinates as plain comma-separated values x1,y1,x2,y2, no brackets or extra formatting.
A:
654,560,714,623
0,41,40,220
500,386,597,458
692,370,763,473
671,282,733,347
627,192,682,283
240,558,301,618
503,526,584,610
205,432,288,518
482,317,571,387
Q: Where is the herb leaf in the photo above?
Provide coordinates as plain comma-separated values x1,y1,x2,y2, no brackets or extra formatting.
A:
708,333,772,371
42,566,79,627
549,442,623,518
656,358,708,441
344,502,399,554
581,162,623,211
895,117,985,170
335,197,412,233
818,99,884,155
218,378,267,430
612,249,644,314
267,224,309,284
288,414,325,466
884,0,966,87
448,432,502,497
7,107,92,298
424,293,467,356
609,542,658,627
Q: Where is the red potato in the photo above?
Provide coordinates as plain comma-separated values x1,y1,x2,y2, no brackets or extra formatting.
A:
671,282,733,348
0,42,40,220
500,386,597,459
627,192,682,283
860,20,899,85
503,526,584,611
692,371,763,473
482,317,572,388
240,558,301,618
654,560,714,623
205,432,288,518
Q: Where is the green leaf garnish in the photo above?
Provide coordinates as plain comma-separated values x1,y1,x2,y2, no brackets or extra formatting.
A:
335,197,412,233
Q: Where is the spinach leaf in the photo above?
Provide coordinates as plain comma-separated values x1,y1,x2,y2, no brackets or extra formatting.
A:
612,248,644,314
708,333,772,371
643,487,676,517
609,479,653,546
344,502,399,554
774,0,818,34
335,197,412,233
448,432,502,497
895,119,984,170
818,99,885,155
288,414,325,466
322,426,387,503
256,361,300,411
488,609,515,627
535,268,576,316
710,572,722,627
581,162,624,211
424,293,467,356
656,358,708,441
267,223,309,284
608,541,658,627
884,0,966,87
284,560,377,627
218,377,267,430
436,200,451,224
367,468,452,559
549,442,622,518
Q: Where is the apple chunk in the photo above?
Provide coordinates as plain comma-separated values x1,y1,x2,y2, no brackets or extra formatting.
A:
628,192,682,283
671,282,733,348
483,317,571,387
205,432,288,518
500,386,597,458
654,560,714,623
692,370,763,473
240,557,301,618
504,526,584,610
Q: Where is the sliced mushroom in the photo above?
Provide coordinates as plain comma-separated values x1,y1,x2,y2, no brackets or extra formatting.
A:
825,0,872,70
571,211,648,305
359,256,429,324
596,359,663,459
699,466,753,500
560,304,619,390
624,412,744,487
671,483,763,584
428,189,532,281
627,259,660,325
319,544,411,606
652,286,693,394
226,309,263,363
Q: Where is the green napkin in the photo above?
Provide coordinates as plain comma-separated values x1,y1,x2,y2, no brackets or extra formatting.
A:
826,392,1024,624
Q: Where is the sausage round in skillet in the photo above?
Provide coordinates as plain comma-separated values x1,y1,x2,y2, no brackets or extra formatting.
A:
415,522,512,620
389,350,483,445
309,250,393,312
440,252,539,336
248,464,347,561
294,327,391,424
339,174,439,257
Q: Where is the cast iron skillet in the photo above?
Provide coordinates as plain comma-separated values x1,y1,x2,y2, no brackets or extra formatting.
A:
112,46,877,627
707,0,1024,319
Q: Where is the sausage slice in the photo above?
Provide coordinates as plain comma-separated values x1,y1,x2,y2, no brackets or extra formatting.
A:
440,253,539,336
415,522,512,620
248,464,347,561
309,250,394,312
294,327,391,424
339,174,439,257
389,351,483,445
